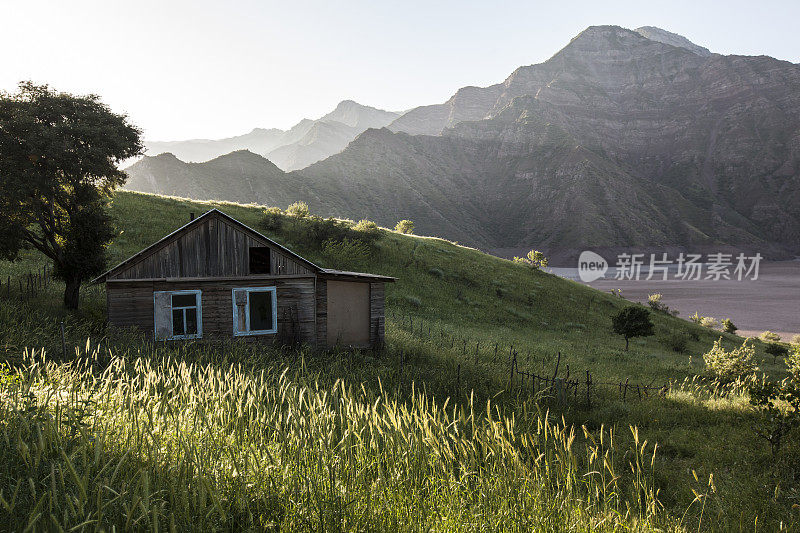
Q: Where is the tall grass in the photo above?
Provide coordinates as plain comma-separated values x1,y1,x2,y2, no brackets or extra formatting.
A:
0,344,674,531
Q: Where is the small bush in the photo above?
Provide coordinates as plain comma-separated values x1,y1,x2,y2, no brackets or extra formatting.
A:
792,334,800,346
703,337,758,384
513,250,548,269
286,201,310,218
260,206,284,231
647,293,667,312
760,331,781,343
353,219,379,235
690,311,702,324
660,332,689,353
395,220,414,234
700,317,720,330
721,318,738,334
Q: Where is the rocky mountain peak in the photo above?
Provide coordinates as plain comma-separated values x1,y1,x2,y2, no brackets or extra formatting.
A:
634,26,712,56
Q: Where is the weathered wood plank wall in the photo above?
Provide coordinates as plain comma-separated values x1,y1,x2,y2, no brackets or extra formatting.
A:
111,215,312,280
107,278,317,343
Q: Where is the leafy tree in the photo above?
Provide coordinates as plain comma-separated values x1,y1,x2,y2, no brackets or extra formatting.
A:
721,318,738,334
395,220,414,234
611,306,654,350
765,342,789,364
0,82,142,309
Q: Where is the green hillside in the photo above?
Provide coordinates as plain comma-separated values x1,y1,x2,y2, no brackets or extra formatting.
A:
1,191,797,531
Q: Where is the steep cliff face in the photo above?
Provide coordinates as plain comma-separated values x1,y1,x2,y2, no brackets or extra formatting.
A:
126,25,800,257
384,25,800,249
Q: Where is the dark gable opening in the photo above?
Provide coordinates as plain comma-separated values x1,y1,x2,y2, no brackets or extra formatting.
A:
249,247,271,274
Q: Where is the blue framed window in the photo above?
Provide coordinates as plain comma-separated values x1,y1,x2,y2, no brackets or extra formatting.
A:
154,290,202,340
232,287,277,336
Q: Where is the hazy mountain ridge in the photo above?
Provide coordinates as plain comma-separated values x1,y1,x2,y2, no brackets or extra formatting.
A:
125,25,800,258
140,101,401,170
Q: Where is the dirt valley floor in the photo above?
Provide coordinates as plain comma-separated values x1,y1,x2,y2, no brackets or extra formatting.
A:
555,260,799,341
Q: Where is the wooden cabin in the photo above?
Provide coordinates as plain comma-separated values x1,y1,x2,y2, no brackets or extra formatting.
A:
93,209,394,348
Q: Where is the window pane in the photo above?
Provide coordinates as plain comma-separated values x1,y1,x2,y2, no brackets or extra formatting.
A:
172,293,196,308
185,308,197,335
249,247,271,274
249,291,273,331
172,309,185,336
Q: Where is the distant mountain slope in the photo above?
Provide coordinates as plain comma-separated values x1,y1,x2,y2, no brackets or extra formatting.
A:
124,150,300,205
139,101,401,170
125,25,800,258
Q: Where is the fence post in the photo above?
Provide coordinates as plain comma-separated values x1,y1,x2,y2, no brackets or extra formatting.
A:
586,371,591,409
553,351,561,379
456,363,461,396
623,378,629,401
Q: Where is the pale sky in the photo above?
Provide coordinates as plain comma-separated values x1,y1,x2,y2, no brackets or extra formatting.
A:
2,0,798,141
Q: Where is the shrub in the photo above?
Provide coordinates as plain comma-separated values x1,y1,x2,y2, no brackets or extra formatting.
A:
513,250,549,269
353,219,379,235
749,344,800,455
286,201,310,218
647,293,673,314
760,331,781,343
793,334,800,346
765,342,789,364
260,206,284,231
660,332,689,353
700,317,720,330
395,220,414,234
721,318,738,335
690,311,702,324
611,306,655,350
703,337,757,384
526,250,548,269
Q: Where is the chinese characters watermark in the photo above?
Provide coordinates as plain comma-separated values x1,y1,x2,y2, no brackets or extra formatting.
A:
578,251,762,282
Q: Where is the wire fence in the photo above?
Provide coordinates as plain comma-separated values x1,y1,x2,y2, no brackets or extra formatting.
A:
389,308,670,408
0,265,52,301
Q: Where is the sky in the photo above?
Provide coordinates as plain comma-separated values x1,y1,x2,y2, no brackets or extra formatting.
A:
2,0,798,141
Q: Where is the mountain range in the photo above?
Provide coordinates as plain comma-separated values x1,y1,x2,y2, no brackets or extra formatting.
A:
125,25,800,261
140,100,400,171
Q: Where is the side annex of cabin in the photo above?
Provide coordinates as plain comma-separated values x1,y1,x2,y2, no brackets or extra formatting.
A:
94,209,393,348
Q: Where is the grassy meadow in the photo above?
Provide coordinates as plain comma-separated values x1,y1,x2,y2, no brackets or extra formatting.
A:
1,191,799,531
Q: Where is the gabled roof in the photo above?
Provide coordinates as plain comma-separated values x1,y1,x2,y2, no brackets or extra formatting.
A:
93,208,396,283
92,209,321,283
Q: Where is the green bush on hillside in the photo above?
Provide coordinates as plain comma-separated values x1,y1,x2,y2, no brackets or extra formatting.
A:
394,220,415,234
722,318,738,334
703,337,757,384
286,201,310,218
760,331,781,343
353,219,380,235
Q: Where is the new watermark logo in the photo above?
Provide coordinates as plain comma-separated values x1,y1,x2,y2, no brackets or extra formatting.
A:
576,251,762,282
578,251,608,282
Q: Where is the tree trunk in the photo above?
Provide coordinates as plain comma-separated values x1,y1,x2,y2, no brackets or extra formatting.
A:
64,276,81,309
625,337,629,351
